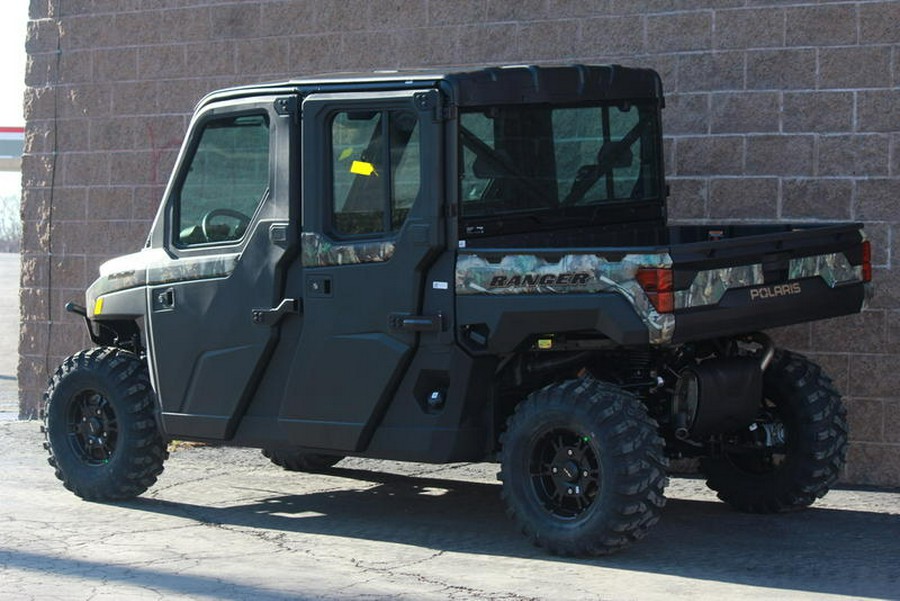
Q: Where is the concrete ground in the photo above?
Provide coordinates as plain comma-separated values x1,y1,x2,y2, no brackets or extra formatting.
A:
2,420,899,601
0,252,19,418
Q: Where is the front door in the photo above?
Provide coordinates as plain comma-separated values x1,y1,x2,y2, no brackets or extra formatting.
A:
277,89,444,451
145,96,294,440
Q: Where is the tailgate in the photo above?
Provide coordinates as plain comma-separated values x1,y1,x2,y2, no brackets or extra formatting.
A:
669,224,870,343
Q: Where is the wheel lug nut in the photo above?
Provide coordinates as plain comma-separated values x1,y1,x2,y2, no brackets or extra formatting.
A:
567,449,573,456
583,470,589,477
567,488,573,495
551,467,558,474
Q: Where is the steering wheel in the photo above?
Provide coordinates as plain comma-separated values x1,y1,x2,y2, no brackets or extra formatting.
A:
201,208,251,242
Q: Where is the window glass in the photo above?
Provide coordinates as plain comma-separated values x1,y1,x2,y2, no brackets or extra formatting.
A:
459,103,658,218
331,109,420,236
176,114,269,246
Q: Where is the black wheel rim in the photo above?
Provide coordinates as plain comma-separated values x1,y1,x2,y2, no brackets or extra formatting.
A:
66,390,118,465
529,428,601,520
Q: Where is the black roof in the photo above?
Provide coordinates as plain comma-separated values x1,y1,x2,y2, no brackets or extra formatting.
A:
197,64,664,110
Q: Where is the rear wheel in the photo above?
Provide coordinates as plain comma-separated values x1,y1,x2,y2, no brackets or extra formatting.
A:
43,347,168,501
499,379,668,556
701,350,848,513
262,448,344,472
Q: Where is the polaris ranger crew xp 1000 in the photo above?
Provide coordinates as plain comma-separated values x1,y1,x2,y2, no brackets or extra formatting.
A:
44,65,871,556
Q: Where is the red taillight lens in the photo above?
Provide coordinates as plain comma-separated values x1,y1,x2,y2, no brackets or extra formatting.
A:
636,268,674,313
861,240,872,283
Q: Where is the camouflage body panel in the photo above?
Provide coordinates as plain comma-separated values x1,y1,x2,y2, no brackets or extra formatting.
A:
456,252,675,344
301,232,396,267
675,251,864,310
675,265,764,309
86,249,240,317
788,252,861,287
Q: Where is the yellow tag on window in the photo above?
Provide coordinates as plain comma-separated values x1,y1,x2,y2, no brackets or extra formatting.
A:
93,297,104,316
350,160,377,177
537,338,552,350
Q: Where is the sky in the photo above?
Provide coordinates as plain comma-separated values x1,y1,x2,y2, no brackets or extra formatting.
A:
0,0,28,199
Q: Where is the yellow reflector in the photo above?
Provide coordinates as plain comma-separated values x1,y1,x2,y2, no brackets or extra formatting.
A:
537,338,552,350
350,160,377,176
93,297,104,316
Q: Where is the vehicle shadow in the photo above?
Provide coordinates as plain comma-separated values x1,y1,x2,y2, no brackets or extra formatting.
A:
124,466,900,599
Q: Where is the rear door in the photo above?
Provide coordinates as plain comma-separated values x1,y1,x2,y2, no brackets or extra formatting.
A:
145,95,295,440
276,89,444,451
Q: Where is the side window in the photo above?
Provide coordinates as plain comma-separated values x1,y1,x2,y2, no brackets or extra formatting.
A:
175,114,270,247
331,109,420,237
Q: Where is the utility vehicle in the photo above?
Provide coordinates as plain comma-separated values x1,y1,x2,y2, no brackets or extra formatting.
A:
43,65,871,555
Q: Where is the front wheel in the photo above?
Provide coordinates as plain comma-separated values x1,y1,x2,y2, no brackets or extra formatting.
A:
43,347,168,501
701,350,848,513
262,448,344,472
499,379,668,556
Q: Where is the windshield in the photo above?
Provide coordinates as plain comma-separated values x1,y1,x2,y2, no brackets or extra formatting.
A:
459,103,660,219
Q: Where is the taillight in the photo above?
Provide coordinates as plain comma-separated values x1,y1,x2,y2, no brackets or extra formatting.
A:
861,240,872,283
636,267,674,313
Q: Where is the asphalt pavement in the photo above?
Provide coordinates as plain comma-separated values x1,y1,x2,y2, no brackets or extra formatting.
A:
2,420,899,600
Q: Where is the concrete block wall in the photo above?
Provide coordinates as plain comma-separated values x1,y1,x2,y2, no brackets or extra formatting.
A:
21,0,900,485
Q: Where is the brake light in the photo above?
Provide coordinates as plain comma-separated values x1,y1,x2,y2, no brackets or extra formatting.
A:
636,268,674,314
861,240,872,283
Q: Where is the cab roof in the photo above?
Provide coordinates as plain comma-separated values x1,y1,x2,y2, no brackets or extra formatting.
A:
196,64,664,111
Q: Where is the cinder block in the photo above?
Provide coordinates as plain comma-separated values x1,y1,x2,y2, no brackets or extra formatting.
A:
858,90,900,133
486,0,547,22
708,177,778,219
26,18,59,54
816,134,890,177
859,1,900,44
61,152,109,187
850,354,900,398
783,92,854,133
811,311,888,357
88,186,133,221
210,3,262,40
675,136,743,176
845,397,885,443
677,51,743,92
666,178,707,221
714,7,784,49
646,11,712,53
782,178,852,220
92,47,137,82
518,20,580,60
710,92,780,133
457,24,520,64
746,135,814,176
662,93,709,135
785,4,857,47
746,48,816,90
315,0,371,33
845,443,900,487
819,46,892,90
159,6,212,43
51,187,87,221
366,0,429,30
578,16,644,55
884,401,900,443
854,178,896,221
138,45,185,80
235,37,291,78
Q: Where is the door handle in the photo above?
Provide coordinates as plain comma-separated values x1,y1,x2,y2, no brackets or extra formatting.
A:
388,312,443,332
251,298,300,325
154,288,175,311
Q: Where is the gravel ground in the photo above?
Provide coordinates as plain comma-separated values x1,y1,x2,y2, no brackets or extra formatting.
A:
2,419,899,600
